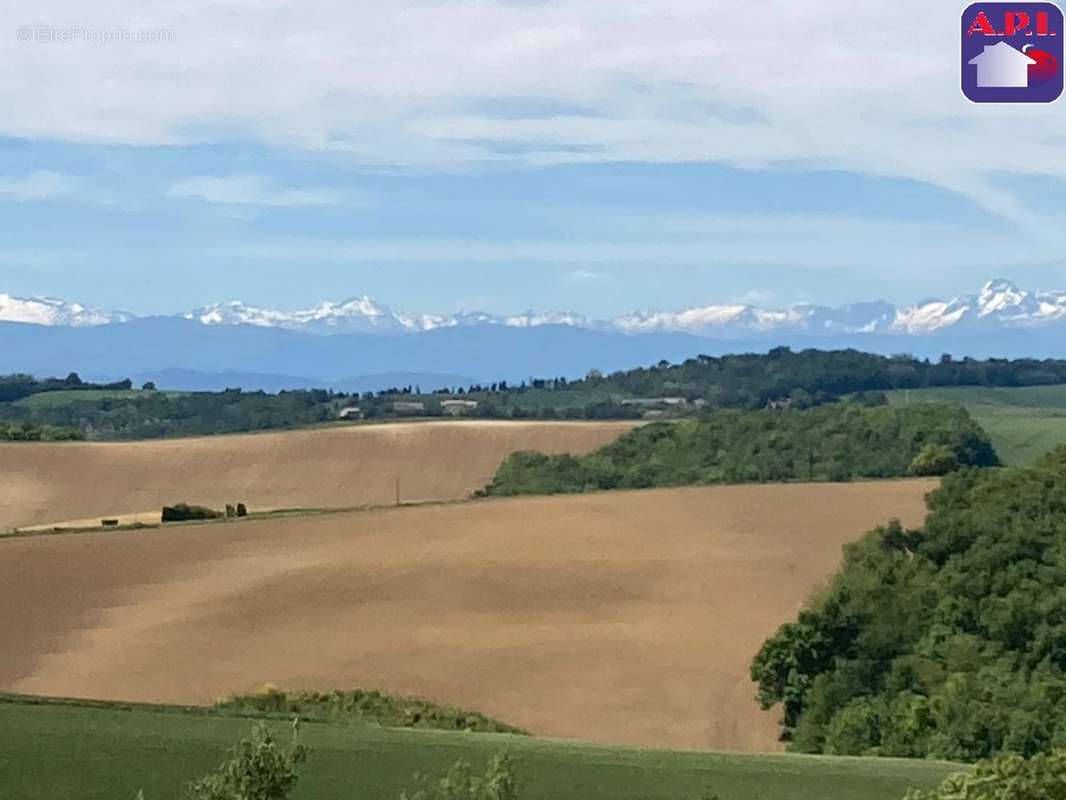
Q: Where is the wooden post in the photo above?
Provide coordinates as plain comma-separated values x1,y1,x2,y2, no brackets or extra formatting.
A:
395,477,400,507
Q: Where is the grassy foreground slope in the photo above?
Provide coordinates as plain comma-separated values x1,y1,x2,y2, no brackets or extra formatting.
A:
887,385,1066,465
0,700,959,800
0,420,636,531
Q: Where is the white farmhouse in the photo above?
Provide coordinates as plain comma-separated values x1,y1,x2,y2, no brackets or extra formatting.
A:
441,399,478,416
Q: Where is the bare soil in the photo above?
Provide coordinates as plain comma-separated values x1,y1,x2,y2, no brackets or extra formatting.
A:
0,479,935,752
0,420,636,530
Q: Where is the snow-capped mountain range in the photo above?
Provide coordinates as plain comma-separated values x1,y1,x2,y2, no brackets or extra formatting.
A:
4,279,1066,338
0,293,135,327
180,297,592,335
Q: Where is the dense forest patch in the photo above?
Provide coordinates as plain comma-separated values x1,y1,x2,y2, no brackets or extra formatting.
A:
752,446,1066,762
482,403,999,496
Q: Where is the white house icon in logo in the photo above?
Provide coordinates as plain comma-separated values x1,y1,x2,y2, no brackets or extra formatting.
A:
968,41,1037,88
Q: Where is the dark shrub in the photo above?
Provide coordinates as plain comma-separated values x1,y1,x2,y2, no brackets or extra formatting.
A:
161,503,221,522
216,687,527,735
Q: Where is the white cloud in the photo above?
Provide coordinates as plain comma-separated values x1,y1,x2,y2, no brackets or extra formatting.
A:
206,211,1052,274
166,174,346,207
0,170,81,201
2,1,1065,223
564,269,604,281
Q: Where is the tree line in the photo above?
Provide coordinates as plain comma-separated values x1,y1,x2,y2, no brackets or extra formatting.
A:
481,403,999,497
570,348,1066,407
7,347,1066,440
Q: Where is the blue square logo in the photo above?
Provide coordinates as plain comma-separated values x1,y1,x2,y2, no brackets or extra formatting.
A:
962,2,1064,102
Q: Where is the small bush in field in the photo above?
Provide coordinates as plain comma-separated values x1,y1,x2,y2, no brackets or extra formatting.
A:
400,754,517,800
186,722,306,800
162,503,221,522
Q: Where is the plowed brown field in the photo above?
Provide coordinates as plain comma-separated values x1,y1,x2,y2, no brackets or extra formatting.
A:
0,479,935,751
0,420,636,531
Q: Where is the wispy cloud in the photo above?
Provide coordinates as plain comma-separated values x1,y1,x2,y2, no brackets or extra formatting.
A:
166,174,349,207
203,210,1052,274
2,0,1063,226
564,269,605,281
0,170,81,201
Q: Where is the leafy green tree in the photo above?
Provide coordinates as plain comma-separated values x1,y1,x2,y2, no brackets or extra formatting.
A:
400,754,518,800
908,444,959,476
904,749,1066,800
186,723,306,800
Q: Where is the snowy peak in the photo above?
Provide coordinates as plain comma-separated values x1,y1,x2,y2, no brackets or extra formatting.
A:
501,310,590,329
975,278,1066,325
185,295,409,334
891,279,1066,333
183,299,588,334
0,293,132,327
893,296,973,334
615,300,899,336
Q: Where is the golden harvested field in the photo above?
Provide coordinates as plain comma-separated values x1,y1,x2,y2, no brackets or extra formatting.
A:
0,479,935,752
0,420,636,531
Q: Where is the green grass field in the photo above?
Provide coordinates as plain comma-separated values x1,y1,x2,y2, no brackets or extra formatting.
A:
0,697,960,800
886,385,1066,466
12,389,177,409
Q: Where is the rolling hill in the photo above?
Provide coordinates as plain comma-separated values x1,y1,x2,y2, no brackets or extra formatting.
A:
0,420,637,531
0,479,934,753
887,384,1066,465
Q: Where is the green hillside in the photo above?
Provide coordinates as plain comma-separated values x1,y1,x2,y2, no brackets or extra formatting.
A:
483,403,998,497
0,698,959,800
13,388,170,409
887,385,1066,465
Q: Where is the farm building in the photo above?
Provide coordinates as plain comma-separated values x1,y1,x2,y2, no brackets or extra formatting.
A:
441,399,478,416
392,401,426,415
620,397,688,408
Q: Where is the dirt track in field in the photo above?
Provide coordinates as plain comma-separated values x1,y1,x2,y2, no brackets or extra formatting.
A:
0,479,934,752
0,421,636,531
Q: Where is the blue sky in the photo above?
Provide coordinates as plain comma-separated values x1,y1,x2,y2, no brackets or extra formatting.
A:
3,1,1066,317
